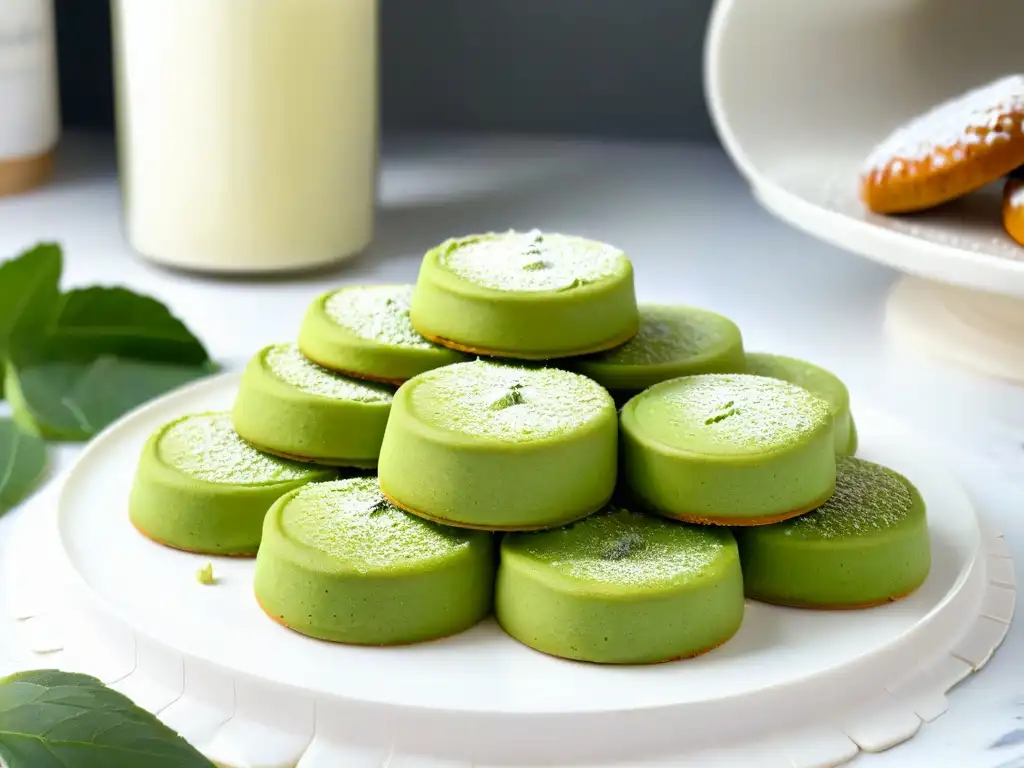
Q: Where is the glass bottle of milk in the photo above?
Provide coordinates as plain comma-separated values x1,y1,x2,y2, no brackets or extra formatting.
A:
112,0,378,274
0,0,59,196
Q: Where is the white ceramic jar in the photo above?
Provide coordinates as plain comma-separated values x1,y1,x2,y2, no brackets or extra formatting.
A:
0,0,59,196
112,0,379,274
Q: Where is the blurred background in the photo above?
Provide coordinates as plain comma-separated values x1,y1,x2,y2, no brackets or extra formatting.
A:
55,0,716,141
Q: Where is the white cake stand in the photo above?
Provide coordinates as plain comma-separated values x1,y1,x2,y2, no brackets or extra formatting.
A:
0,374,1015,768
705,0,1024,383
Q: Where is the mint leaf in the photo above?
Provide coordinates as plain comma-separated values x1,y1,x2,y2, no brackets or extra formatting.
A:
0,420,47,515
52,287,210,364
0,670,214,767
4,285,214,441
6,346,214,441
0,244,63,399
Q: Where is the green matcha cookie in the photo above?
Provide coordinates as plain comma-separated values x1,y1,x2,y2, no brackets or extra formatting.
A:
378,359,618,530
298,284,468,384
410,230,639,359
745,352,857,456
254,477,494,644
497,505,744,664
736,457,930,608
129,412,334,555
232,343,394,467
568,304,745,400
621,374,836,525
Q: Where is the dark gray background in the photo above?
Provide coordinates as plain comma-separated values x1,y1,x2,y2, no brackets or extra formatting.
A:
55,0,716,141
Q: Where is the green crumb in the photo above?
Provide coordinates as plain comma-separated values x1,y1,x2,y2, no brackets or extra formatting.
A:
603,531,646,561
522,260,552,271
705,400,739,425
522,231,545,258
196,563,216,585
490,383,526,410
705,408,739,425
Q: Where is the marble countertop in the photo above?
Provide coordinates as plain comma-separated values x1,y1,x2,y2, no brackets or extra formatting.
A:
0,133,1021,767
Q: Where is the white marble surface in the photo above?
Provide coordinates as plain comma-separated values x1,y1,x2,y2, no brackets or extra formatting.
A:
0,133,1022,767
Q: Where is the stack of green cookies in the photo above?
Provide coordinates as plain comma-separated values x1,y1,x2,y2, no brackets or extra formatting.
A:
127,229,931,662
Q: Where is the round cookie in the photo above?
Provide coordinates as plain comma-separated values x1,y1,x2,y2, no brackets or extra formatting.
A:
744,352,857,456
735,457,931,609
254,476,494,645
298,284,468,384
378,359,618,531
568,304,745,402
620,374,835,526
129,412,334,556
232,343,394,467
410,229,639,359
1003,173,1024,247
497,505,744,664
861,74,1024,214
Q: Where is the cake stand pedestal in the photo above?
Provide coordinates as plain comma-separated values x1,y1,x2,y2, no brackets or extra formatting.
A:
885,278,1024,384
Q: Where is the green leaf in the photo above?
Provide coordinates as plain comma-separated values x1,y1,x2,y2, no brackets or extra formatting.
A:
0,670,214,768
6,343,214,441
4,285,215,441
0,420,47,515
52,287,210,365
0,244,64,399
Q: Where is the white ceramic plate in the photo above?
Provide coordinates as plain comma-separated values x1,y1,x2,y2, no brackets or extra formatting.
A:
43,372,1013,767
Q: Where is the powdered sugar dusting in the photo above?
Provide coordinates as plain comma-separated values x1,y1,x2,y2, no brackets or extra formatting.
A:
585,305,737,366
639,374,831,454
744,353,847,415
280,477,480,566
325,285,436,349
411,359,612,442
511,506,732,587
863,75,1024,174
782,457,917,540
264,344,393,403
440,230,628,292
159,412,316,484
